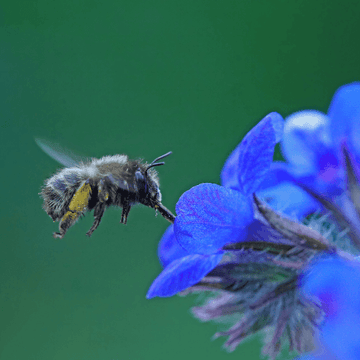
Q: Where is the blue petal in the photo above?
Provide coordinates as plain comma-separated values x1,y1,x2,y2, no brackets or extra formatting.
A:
259,161,344,218
281,111,331,172
257,162,321,219
328,82,360,158
146,253,223,298
295,355,327,360
280,112,342,196
158,225,189,268
257,181,320,220
321,315,360,360
174,183,253,254
268,111,284,143
302,257,360,313
220,144,243,191
257,161,297,189
221,113,279,195
302,257,360,360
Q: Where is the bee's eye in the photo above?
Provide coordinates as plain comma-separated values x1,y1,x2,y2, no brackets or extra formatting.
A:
135,170,147,192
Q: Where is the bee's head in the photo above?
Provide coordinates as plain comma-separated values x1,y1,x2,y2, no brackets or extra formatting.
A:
136,152,172,208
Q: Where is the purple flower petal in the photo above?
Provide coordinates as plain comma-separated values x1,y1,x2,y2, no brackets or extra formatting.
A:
296,354,328,360
322,325,360,360
174,183,253,254
257,181,320,219
268,111,285,143
146,253,223,298
220,144,243,191
281,111,331,171
302,257,360,360
221,112,283,193
257,163,322,219
328,82,360,158
302,257,360,316
257,161,297,189
158,225,189,268
259,161,342,217
238,115,277,195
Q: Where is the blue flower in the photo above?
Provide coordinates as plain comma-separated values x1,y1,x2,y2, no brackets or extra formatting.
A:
299,256,360,360
146,83,360,359
147,112,284,299
147,110,344,359
264,84,360,211
259,83,360,249
147,222,224,298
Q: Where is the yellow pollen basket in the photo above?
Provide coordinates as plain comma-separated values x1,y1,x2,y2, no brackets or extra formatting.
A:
69,182,92,212
61,182,92,222
61,211,79,222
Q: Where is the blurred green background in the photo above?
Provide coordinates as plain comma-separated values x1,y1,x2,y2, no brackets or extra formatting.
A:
1,0,360,359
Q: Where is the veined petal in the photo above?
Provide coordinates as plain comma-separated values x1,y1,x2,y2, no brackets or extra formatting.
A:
268,111,284,143
281,111,331,171
146,253,223,298
328,82,360,157
221,112,283,193
235,114,277,195
174,183,253,254
158,225,189,268
220,145,243,191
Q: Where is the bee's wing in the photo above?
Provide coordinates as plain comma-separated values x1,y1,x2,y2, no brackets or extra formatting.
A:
35,138,88,167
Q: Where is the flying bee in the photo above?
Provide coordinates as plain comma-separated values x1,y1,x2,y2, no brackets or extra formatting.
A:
37,139,175,239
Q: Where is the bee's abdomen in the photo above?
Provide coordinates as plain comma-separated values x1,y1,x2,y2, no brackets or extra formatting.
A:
41,169,84,221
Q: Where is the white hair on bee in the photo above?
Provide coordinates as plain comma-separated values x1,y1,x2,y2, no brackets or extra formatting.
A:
90,154,129,166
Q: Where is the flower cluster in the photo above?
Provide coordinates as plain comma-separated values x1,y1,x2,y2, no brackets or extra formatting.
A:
147,83,360,359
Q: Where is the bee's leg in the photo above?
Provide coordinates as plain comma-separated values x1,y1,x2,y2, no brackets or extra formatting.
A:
53,181,92,239
86,180,109,237
120,199,131,224
54,211,79,239
86,202,106,237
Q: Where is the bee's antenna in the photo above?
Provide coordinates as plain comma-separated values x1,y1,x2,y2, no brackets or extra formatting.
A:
147,162,165,169
146,151,172,175
150,151,172,165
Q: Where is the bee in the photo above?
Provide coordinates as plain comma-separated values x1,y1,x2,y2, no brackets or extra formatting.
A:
37,139,175,239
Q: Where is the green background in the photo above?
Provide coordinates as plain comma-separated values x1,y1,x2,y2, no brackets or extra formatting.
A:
1,1,360,359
